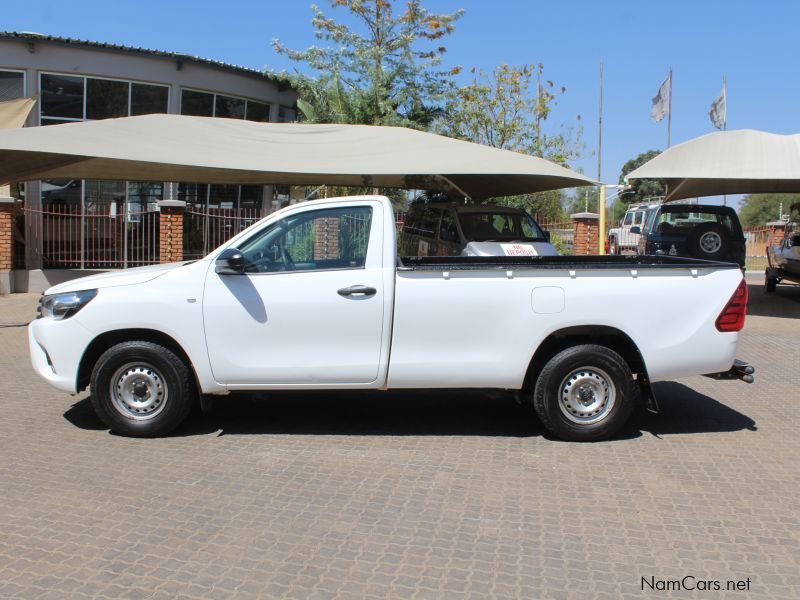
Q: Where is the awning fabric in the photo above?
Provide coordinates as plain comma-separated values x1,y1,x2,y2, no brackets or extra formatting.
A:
0,97,36,130
0,114,595,198
626,129,800,200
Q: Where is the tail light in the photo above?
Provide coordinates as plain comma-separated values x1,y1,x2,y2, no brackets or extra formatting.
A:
716,279,748,332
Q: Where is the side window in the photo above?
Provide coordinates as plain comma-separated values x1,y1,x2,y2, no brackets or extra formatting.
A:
439,211,460,242
634,211,645,225
238,206,372,273
623,212,634,226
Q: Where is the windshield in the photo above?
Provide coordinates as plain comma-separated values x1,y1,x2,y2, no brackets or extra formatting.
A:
458,211,547,242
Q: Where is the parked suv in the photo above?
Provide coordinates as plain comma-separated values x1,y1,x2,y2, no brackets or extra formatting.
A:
607,203,658,255
400,203,557,257
635,204,746,267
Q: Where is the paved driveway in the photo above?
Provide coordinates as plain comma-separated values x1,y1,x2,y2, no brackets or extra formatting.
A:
0,279,798,599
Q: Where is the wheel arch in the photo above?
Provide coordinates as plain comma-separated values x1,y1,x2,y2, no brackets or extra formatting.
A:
523,325,648,392
77,328,198,393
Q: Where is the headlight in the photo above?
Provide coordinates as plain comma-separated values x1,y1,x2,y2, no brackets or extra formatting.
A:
38,289,98,320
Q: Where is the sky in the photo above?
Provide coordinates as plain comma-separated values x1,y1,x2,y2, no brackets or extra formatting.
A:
4,0,800,208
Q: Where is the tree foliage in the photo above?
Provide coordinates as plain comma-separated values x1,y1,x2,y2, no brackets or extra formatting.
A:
738,193,800,227
618,150,665,204
437,63,583,221
274,0,463,128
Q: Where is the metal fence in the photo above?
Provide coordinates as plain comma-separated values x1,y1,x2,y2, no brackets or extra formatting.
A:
23,205,160,269
744,225,779,271
537,218,575,255
184,207,268,260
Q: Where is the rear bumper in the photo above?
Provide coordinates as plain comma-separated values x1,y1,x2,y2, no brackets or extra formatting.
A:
703,359,755,384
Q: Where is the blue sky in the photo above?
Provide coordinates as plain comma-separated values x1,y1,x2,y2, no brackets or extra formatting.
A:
4,0,800,206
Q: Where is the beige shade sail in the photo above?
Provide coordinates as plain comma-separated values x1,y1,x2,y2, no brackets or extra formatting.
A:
0,114,594,199
0,97,36,130
626,129,800,201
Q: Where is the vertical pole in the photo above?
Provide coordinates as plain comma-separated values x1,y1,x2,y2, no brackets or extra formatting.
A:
722,75,727,206
598,185,607,255
667,68,673,148
597,61,603,184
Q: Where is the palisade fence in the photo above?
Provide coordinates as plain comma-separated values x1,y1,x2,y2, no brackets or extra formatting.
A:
183,207,268,260
23,205,159,269
536,218,575,255
744,225,778,271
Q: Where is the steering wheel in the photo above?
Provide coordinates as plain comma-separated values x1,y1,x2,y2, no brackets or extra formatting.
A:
279,244,295,271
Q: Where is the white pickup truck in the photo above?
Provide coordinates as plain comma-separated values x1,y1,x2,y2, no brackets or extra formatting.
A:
29,196,752,441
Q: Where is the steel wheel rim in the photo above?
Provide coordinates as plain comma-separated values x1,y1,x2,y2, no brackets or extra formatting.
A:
699,231,722,253
558,366,616,425
110,362,168,421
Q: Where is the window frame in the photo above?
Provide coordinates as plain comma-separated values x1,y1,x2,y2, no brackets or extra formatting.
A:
0,68,27,102
38,71,170,125
236,205,375,275
179,86,272,122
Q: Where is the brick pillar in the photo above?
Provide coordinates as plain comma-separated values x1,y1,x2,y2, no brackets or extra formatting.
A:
313,216,340,260
571,212,599,255
158,200,185,263
0,196,14,294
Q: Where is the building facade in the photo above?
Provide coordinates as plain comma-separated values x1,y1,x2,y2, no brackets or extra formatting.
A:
0,32,298,291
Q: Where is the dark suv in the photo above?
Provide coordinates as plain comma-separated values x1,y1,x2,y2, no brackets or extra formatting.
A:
634,204,745,267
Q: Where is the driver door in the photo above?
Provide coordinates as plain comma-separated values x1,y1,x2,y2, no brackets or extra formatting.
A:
202,202,386,386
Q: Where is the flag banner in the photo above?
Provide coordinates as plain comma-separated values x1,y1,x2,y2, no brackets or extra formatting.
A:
650,75,671,123
709,85,726,130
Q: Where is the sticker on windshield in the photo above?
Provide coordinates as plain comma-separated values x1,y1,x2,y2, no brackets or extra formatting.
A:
501,244,538,256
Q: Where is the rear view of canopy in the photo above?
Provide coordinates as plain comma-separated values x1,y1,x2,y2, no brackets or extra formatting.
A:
626,129,800,200
0,114,595,199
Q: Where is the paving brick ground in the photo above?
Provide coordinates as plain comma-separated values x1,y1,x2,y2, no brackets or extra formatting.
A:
0,278,798,599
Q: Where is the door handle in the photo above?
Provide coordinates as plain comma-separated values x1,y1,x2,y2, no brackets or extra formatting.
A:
338,285,377,297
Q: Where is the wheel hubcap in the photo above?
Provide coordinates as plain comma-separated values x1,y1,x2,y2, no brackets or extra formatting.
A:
699,231,722,253
110,363,168,421
558,367,616,425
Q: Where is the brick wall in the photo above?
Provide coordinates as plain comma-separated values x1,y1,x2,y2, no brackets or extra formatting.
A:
313,217,340,260
158,203,185,263
0,201,13,272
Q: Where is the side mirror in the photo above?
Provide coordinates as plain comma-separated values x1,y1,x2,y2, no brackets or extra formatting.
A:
543,230,551,242
630,226,641,235
215,248,245,275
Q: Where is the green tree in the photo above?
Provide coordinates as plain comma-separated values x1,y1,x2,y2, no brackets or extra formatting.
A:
738,193,800,227
618,150,665,204
274,0,464,128
439,63,583,220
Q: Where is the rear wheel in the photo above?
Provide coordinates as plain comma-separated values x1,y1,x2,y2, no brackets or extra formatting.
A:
608,236,619,255
90,341,194,437
532,344,635,441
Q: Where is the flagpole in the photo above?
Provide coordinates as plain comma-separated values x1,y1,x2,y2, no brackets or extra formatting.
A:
597,61,603,183
667,67,672,148
722,75,727,206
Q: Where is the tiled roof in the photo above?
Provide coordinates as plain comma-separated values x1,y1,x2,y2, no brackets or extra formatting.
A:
0,31,293,89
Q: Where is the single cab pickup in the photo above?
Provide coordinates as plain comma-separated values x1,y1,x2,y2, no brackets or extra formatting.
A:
29,196,751,441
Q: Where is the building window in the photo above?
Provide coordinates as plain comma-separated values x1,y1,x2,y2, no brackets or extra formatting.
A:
278,105,297,122
40,73,169,124
0,70,25,102
181,89,270,122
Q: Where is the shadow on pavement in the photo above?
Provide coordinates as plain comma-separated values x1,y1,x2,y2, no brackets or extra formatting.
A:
746,281,800,319
64,382,756,440
633,381,757,437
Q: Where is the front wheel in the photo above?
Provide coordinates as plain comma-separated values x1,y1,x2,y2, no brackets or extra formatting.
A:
532,344,635,441
90,341,195,437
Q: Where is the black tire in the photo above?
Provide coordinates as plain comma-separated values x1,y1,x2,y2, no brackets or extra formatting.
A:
688,222,729,260
764,273,777,293
532,344,635,442
608,236,619,255
90,341,195,437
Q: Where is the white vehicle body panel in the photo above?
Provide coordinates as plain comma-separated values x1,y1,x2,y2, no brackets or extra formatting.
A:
29,196,743,398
